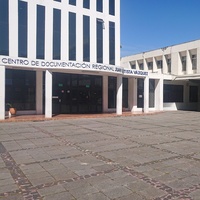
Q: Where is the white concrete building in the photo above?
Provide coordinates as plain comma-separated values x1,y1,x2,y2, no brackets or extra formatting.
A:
1,0,164,120
1,0,198,120
121,39,200,111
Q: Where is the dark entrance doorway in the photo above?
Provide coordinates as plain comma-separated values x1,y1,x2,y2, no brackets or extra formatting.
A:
52,73,102,114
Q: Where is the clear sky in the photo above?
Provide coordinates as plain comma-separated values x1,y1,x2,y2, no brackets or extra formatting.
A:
120,0,200,57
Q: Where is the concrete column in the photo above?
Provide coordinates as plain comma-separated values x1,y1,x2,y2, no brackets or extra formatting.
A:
153,57,157,72
90,0,97,63
9,0,18,57
136,60,139,70
76,1,83,62
133,78,138,112
45,70,52,118
143,76,149,113
128,78,137,112
143,58,148,71
45,4,53,60
155,78,163,111
28,1,36,58
36,71,43,115
186,50,192,74
116,75,123,115
103,75,108,113
171,52,180,76
61,2,68,60
0,66,5,120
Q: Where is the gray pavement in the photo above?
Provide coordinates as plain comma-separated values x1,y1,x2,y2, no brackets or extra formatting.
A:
1,111,200,199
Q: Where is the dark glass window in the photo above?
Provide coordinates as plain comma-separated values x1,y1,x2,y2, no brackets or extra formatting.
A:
109,0,115,15
139,63,144,70
54,0,61,2
123,78,128,108
36,5,45,59
18,0,27,57
69,0,76,6
52,73,102,114
83,0,90,9
0,0,9,55
189,86,198,102
83,15,90,62
6,69,36,111
166,57,171,72
97,19,103,63
109,21,115,65
148,61,153,70
181,56,186,71
137,78,144,108
157,60,163,69
69,12,76,60
108,76,116,108
164,84,184,102
149,79,155,108
96,0,103,12
192,55,197,70
53,9,61,60
130,62,136,69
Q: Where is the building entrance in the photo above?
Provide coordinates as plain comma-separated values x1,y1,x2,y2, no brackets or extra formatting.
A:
52,73,102,114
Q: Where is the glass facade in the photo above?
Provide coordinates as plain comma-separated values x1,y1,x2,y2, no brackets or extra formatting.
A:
108,76,116,108
36,5,45,59
123,78,128,108
137,78,144,108
83,0,90,9
164,84,184,102
97,19,103,63
69,0,76,6
6,69,36,111
52,73,102,114
109,0,115,15
83,15,90,62
18,0,27,57
53,9,61,60
0,0,9,56
96,0,103,12
189,86,198,102
69,12,76,61
109,21,115,65
149,79,155,108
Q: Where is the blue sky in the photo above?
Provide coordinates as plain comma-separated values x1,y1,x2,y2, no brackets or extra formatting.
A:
120,0,200,57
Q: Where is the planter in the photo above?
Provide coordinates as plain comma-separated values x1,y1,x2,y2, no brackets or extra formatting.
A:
9,108,17,115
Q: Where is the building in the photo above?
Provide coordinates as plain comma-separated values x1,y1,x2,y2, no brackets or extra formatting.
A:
5,0,196,120
0,0,164,120
0,0,116,119
121,39,200,112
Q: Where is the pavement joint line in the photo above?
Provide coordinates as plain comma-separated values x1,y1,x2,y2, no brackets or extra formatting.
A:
30,123,200,199
0,190,21,198
2,113,200,199
17,153,84,167
33,167,119,191
0,148,41,200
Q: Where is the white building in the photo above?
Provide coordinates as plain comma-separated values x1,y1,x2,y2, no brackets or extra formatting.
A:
121,39,200,111
1,0,164,120
4,0,195,120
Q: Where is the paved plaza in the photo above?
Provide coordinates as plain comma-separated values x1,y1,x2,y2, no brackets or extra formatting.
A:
1,111,200,200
